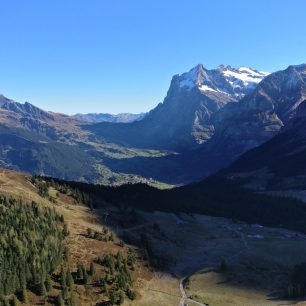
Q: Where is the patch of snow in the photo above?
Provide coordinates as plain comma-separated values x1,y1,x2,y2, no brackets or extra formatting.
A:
222,69,264,87
238,67,270,77
179,65,200,89
247,234,264,239
251,224,263,228
179,78,195,89
178,64,269,95
198,85,217,92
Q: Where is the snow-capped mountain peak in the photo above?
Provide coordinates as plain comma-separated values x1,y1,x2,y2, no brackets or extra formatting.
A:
178,64,207,89
177,64,269,98
221,66,269,89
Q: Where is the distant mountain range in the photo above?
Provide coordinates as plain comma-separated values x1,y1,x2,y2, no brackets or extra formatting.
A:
0,63,305,190
73,112,146,123
87,65,269,150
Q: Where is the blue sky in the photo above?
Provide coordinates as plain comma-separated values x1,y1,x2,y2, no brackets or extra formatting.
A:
0,0,305,114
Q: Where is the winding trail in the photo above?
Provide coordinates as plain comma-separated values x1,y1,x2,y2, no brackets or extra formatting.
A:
179,276,207,306
178,225,251,306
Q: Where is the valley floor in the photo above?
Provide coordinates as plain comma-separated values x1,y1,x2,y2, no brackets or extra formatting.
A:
118,211,306,306
1,169,306,305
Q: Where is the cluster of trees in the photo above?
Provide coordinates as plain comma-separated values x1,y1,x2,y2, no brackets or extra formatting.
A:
54,266,77,306
75,262,96,285
97,251,136,304
0,294,21,306
42,176,306,235
32,176,92,208
0,195,65,301
34,178,49,198
140,233,172,270
85,227,114,242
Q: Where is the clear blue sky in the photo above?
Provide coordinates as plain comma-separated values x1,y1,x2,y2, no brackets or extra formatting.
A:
0,0,305,114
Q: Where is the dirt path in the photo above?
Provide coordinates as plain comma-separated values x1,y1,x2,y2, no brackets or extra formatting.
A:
179,276,207,306
178,225,251,306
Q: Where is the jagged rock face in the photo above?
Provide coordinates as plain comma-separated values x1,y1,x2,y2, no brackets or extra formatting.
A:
241,65,306,119
219,100,306,191
148,64,271,147
0,98,54,120
0,98,86,140
177,64,268,98
89,64,269,150
206,65,306,161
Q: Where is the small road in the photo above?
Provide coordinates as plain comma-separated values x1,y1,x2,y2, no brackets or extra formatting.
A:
225,225,251,260
178,225,251,306
179,276,207,306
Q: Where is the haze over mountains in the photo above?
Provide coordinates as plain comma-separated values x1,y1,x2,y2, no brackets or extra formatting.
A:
73,112,146,123
0,63,305,189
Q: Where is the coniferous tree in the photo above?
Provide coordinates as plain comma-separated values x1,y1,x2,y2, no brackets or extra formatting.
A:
11,295,19,306
20,289,28,304
76,264,83,280
67,291,77,306
66,269,74,289
55,294,64,306
38,281,47,297
62,224,70,237
127,287,136,300
45,275,52,292
118,290,124,305
60,266,66,289
89,262,96,276
83,270,89,285
62,285,68,300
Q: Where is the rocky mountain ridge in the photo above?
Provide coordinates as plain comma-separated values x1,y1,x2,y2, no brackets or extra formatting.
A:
0,63,305,186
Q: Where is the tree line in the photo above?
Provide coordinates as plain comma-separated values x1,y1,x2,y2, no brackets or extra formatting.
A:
0,195,65,303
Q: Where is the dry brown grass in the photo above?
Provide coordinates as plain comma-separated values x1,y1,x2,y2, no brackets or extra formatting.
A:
3,169,306,306
0,169,179,306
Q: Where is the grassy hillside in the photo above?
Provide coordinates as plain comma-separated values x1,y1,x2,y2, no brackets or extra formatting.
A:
44,176,306,234
2,169,306,305
217,115,306,191
0,169,182,306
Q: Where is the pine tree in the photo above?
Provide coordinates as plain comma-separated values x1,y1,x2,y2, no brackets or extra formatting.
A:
45,275,53,292
67,291,77,306
0,296,9,306
66,269,74,289
89,262,96,276
76,264,83,280
109,291,117,305
83,269,89,285
11,295,19,306
62,224,70,237
55,294,64,306
127,286,136,300
60,266,67,289
20,289,28,303
62,285,68,299
38,281,47,296
220,257,228,272
86,228,93,238
118,290,124,305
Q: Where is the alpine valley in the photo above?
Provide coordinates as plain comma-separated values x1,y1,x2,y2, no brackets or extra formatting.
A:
1,63,306,190
2,63,306,306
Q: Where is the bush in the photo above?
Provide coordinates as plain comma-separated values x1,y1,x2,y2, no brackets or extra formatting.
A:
288,262,306,298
